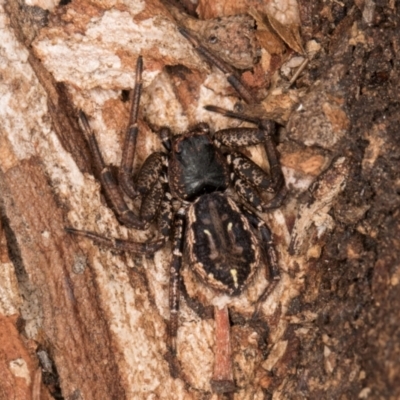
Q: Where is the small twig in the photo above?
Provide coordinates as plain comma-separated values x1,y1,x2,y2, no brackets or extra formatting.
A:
289,58,309,87
210,305,236,393
32,368,42,400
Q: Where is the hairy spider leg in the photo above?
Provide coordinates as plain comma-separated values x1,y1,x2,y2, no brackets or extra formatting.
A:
79,111,145,229
77,57,171,229
119,55,143,199
138,157,169,225
64,227,164,254
228,151,273,192
168,207,186,354
242,210,281,317
207,105,287,209
67,56,175,253
178,27,255,104
158,187,173,240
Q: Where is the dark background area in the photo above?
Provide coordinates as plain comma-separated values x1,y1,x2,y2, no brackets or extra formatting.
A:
278,1,400,398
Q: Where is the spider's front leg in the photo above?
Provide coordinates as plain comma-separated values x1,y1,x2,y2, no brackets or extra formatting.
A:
67,57,171,254
78,56,160,230
178,27,255,104
209,106,287,210
118,55,143,199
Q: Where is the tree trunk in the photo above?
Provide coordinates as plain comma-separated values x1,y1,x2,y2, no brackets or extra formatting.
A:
1,0,399,399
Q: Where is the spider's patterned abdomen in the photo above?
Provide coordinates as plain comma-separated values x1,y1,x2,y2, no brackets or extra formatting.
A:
186,192,260,295
169,132,230,201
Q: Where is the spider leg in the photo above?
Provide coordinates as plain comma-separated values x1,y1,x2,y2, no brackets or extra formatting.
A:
178,27,254,104
135,152,167,197
228,151,273,192
259,119,287,208
79,111,152,229
66,175,173,253
232,174,265,213
208,105,287,209
205,105,259,125
65,228,165,255
243,210,280,312
168,207,186,354
71,58,173,252
214,127,266,147
79,56,172,228
139,175,166,225
79,111,146,228
227,151,283,213
66,174,174,255
158,189,173,239
119,56,143,199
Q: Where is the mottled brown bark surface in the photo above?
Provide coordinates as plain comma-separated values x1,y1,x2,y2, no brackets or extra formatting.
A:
276,2,400,399
1,160,125,399
1,0,399,399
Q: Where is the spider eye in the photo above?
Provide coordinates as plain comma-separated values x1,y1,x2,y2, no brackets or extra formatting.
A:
208,35,218,44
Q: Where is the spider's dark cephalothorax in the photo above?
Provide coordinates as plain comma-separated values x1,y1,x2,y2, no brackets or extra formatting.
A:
67,28,286,389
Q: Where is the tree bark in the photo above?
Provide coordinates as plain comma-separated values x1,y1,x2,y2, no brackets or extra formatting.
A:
1,0,399,399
